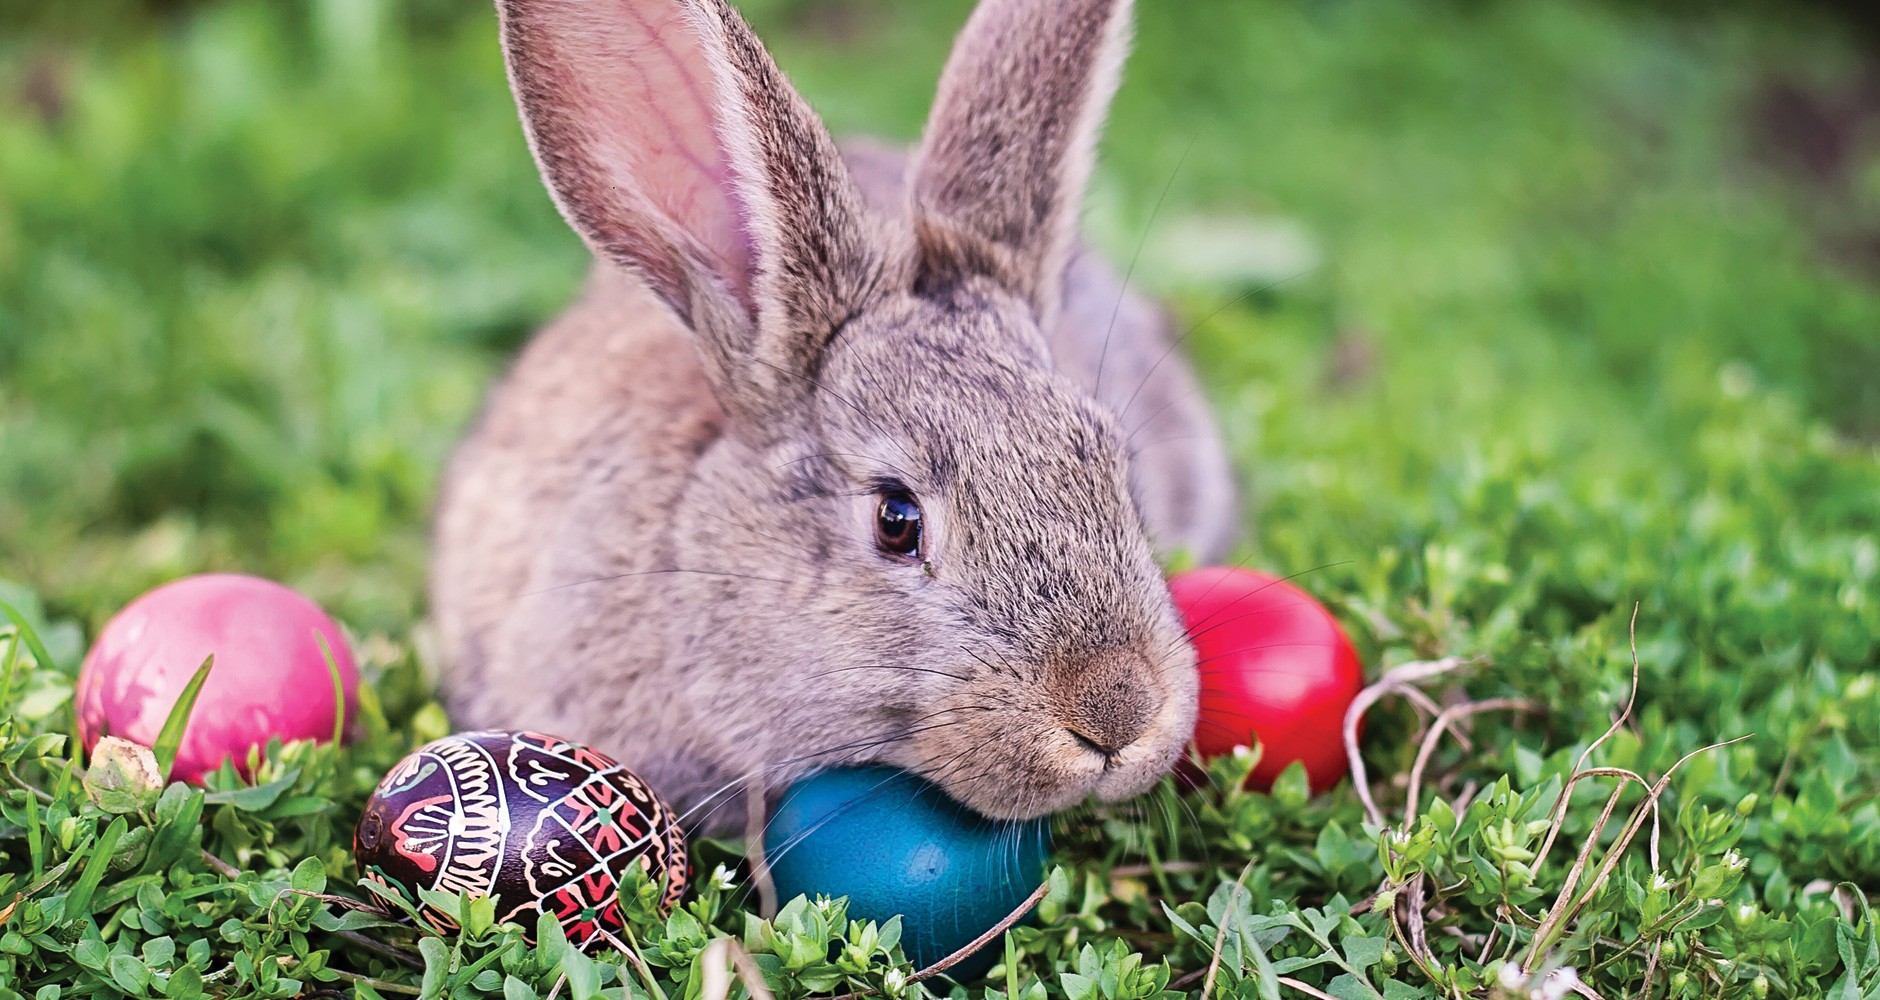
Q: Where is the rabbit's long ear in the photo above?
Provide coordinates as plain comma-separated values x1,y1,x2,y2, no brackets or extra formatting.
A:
910,0,1131,329
498,0,882,417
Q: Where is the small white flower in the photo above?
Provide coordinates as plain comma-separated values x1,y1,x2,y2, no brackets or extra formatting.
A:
1650,872,1673,892
711,865,737,891
1723,850,1747,870
1496,963,1580,1000
1539,968,1581,1000
883,969,907,994
1736,903,1758,923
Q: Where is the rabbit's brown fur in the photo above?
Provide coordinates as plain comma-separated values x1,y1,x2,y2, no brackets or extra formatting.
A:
434,0,1238,833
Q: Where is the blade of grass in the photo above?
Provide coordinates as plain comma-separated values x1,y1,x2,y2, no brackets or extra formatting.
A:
0,625,22,735
0,600,59,677
23,792,42,880
152,655,214,780
315,631,347,746
63,816,127,919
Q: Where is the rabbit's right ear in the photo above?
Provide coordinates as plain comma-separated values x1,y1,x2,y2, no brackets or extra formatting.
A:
911,0,1132,332
497,0,883,423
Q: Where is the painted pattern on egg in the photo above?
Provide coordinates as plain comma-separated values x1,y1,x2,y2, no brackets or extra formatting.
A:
355,731,689,950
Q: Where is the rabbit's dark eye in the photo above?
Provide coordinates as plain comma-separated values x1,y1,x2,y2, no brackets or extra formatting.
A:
874,490,924,560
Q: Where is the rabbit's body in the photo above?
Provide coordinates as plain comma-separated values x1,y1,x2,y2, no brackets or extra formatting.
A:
435,0,1237,833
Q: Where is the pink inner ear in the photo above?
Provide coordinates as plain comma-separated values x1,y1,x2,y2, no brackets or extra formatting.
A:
562,0,754,305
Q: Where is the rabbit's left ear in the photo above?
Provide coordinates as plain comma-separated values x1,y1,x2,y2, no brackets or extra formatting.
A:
910,0,1133,330
499,0,883,420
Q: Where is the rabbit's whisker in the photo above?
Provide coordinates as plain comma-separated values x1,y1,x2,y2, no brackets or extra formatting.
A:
751,358,919,470
521,566,795,597
810,663,971,682
682,495,844,556
1094,135,1194,401
675,710,992,830
1115,272,1307,427
773,452,918,485
1127,431,1214,456
755,734,1003,872
1176,562,1348,644
962,646,1027,682
784,488,878,504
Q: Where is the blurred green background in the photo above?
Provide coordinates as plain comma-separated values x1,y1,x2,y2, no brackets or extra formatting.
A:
2,0,1877,637
8,4,1880,990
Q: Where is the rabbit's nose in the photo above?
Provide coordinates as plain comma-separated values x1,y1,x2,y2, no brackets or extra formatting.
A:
1064,677,1154,761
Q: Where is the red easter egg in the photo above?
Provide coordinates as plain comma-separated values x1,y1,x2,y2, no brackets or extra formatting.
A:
76,574,359,783
1169,567,1363,792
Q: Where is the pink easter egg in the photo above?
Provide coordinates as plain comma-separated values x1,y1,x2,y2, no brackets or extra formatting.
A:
76,573,359,784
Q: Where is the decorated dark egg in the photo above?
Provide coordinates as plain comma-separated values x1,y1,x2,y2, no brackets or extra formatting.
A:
354,730,689,950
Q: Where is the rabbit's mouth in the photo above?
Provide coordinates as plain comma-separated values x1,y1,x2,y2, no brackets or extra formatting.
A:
890,665,1198,820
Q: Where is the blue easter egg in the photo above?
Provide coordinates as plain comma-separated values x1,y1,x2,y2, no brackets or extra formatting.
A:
764,767,1050,980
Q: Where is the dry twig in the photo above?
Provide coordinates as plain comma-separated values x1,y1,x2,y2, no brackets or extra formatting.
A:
1567,979,1608,1000
701,937,779,1000
1277,977,1340,1000
1532,607,1643,875
1522,736,1750,972
910,880,1050,984
1342,656,1472,826
1200,864,1258,1000
1404,698,1539,821
1634,937,1660,1000
1110,860,1206,879
824,879,1052,1000
602,928,671,1000
744,771,777,920
1200,895,1235,999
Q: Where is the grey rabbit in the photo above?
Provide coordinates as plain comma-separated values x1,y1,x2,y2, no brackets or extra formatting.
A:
433,0,1239,834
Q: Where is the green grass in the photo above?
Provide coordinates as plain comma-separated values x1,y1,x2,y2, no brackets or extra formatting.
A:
3,0,1880,997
